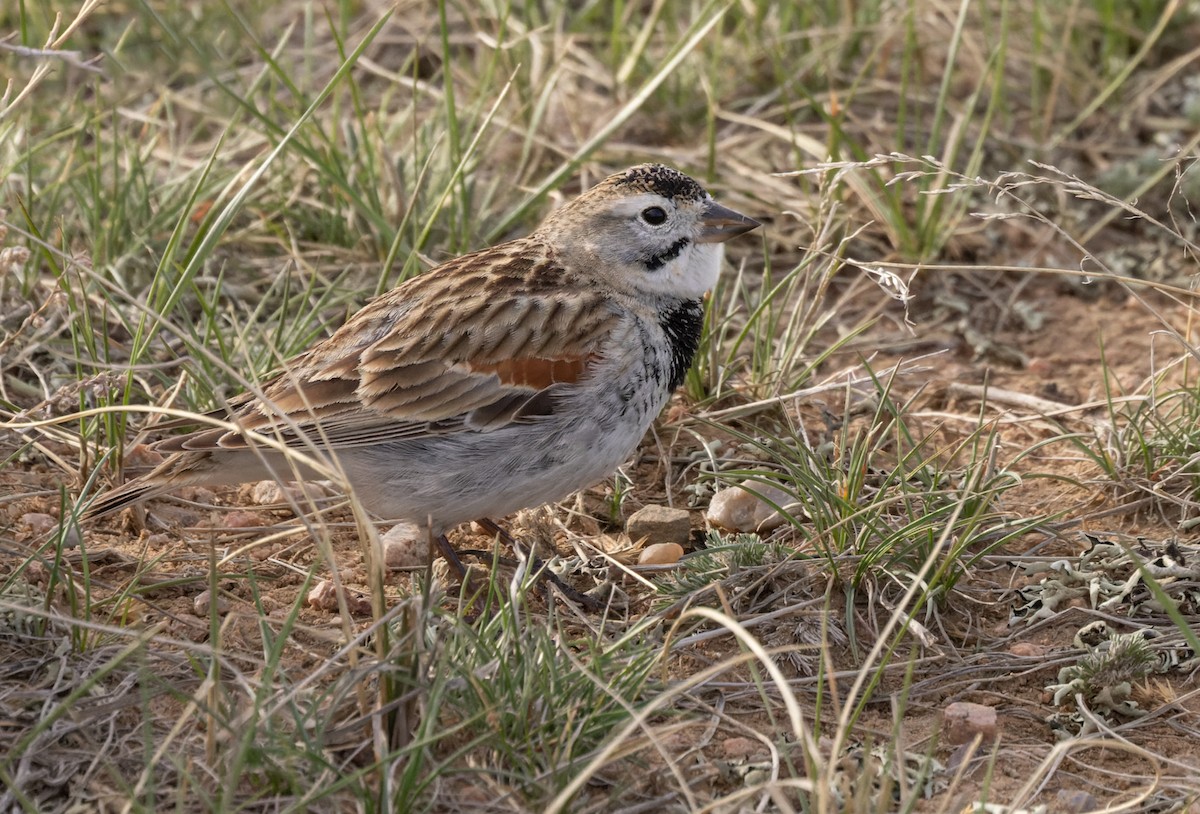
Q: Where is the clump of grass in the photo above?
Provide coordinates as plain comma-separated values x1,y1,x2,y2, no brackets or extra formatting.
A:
689,182,877,406
1076,362,1200,526
389,589,663,806
706,370,1044,594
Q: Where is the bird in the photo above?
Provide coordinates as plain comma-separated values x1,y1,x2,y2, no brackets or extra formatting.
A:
86,164,760,563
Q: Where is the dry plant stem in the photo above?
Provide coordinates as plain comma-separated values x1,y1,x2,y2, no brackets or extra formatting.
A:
695,351,945,422
545,611,817,814
0,1,106,121
940,382,1148,431
1015,738,1161,812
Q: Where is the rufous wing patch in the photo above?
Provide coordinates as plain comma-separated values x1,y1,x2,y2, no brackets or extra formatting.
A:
467,355,596,390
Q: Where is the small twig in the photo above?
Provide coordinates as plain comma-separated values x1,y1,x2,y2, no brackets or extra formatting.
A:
694,351,946,422
0,40,105,73
933,382,1152,434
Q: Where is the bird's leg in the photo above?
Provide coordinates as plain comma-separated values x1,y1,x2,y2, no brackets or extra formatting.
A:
474,517,603,611
434,532,469,578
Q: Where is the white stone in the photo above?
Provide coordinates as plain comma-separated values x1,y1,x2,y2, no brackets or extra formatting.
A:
193,589,231,616
637,542,684,566
706,482,798,532
381,521,431,569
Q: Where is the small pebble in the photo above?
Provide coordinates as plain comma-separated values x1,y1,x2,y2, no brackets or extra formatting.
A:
249,479,332,507
381,522,431,569
193,589,231,616
23,515,81,548
342,590,373,617
306,580,338,611
223,510,264,529
1009,642,1048,657
638,542,684,566
306,579,372,615
942,701,998,745
249,543,279,562
250,481,289,505
721,736,762,760
706,482,797,532
20,512,57,537
626,504,692,546
178,485,217,506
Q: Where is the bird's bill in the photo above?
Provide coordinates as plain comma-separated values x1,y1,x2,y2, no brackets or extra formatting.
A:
697,199,761,243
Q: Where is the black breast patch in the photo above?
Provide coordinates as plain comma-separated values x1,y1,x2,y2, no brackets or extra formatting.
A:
658,299,705,390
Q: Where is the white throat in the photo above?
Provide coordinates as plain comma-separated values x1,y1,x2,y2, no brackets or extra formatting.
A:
666,241,723,299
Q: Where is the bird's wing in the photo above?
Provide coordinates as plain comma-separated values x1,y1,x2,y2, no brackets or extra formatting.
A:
156,240,620,453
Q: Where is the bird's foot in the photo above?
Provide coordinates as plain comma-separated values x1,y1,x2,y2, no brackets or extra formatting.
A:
452,517,605,612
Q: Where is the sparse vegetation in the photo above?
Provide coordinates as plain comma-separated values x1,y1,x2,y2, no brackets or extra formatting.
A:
4,1,1200,812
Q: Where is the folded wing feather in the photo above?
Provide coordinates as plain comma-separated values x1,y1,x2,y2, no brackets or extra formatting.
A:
154,242,619,453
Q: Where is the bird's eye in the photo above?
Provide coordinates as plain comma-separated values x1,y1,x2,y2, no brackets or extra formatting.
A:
640,206,668,225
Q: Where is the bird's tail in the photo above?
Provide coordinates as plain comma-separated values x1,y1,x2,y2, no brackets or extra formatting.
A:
83,478,179,520
83,448,302,520
83,455,224,520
